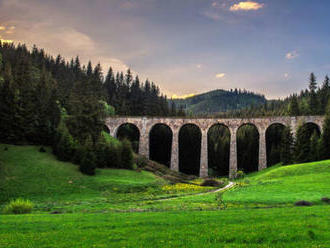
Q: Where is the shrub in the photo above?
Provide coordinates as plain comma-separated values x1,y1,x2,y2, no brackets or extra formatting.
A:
79,150,96,175
136,155,148,168
121,139,134,170
39,147,46,153
294,200,312,206
201,179,225,187
234,170,245,179
215,192,227,210
4,147,8,151
2,198,34,214
321,197,330,204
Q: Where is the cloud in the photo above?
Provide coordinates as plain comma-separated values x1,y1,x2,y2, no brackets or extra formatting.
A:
286,51,299,60
230,1,264,11
196,64,202,69
216,73,226,78
284,73,289,79
0,26,5,31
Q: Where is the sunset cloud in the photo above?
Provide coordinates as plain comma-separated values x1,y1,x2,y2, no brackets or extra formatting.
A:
216,73,225,78
0,26,5,31
230,1,264,11
286,51,299,60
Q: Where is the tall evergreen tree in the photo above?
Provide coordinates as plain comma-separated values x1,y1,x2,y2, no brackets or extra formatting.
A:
280,126,294,165
288,95,300,116
308,73,319,115
319,102,330,159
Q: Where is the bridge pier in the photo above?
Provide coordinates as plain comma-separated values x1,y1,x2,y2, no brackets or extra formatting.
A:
199,130,208,178
258,129,267,171
229,129,237,179
170,130,179,172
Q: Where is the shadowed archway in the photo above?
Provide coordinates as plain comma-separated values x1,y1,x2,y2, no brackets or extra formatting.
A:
237,124,259,173
266,123,286,167
207,124,230,177
179,124,201,176
149,124,173,167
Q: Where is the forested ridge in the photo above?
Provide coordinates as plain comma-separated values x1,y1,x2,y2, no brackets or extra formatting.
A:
0,42,330,177
172,89,267,115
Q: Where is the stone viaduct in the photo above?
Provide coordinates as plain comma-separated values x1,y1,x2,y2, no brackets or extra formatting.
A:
105,116,324,178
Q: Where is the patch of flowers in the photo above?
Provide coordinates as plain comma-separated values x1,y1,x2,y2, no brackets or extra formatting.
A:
162,183,213,194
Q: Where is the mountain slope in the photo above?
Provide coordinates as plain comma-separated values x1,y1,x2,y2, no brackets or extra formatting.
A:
172,89,267,115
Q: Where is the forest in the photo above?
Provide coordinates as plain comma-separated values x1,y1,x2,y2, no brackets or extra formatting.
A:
0,42,330,177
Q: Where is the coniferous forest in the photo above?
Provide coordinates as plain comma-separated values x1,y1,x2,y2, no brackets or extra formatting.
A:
1,42,330,177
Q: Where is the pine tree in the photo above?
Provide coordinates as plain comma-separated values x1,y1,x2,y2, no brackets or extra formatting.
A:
319,102,330,159
288,95,300,116
294,124,312,163
320,75,330,114
280,126,294,165
309,130,320,162
308,73,319,115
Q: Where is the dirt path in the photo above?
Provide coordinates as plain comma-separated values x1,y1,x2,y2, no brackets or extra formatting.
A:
155,181,235,202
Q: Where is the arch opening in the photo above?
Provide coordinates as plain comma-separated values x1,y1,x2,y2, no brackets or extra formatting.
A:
149,124,173,168
116,123,140,153
207,124,230,177
237,124,259,173
266,123,286,167
179,124,201,176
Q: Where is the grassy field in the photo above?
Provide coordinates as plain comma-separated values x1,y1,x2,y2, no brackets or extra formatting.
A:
0,144,329,247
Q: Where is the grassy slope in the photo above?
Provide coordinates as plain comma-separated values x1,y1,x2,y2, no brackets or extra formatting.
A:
0,145,330,247
0,144,163,203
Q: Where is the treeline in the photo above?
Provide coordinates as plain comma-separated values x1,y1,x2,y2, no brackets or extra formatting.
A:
220,73,330,118
0,43,177,175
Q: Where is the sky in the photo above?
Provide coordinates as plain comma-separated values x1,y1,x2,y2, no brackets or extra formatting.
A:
0,0,330,99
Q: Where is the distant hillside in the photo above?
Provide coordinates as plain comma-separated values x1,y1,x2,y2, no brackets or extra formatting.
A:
172,89,267,115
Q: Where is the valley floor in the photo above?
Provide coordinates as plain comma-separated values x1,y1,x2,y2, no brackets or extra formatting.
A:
0,145,329,247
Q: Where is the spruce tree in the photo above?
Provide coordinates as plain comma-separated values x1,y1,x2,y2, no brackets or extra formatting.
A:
308,73,318,115
319,102,330,159
309,130,320,162
288,95,300,116
294,124,311,163
280,126,294,165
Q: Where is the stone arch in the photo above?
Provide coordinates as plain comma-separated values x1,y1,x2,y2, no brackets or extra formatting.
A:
265,123,286,167
116,123,140,153
149,123,173,168
237,123,260,173
207,123,231,177
303,122,321,135
178,123,202,176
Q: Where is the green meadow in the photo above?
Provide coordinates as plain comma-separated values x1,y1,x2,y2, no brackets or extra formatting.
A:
0,144,329,247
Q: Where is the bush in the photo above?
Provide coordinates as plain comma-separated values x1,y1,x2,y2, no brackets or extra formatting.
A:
234,170,245,179
39,147,46,153
201,179,225,187
136,155,148,168
321,197,330,204
2,198,34,214
294,200,313,206
79,150,96,175
121,139,134,170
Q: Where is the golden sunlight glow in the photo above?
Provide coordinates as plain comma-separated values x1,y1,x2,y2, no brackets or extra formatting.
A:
0,39,13,43
230,1,264,11
0,26,5,30
171,93,196,99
